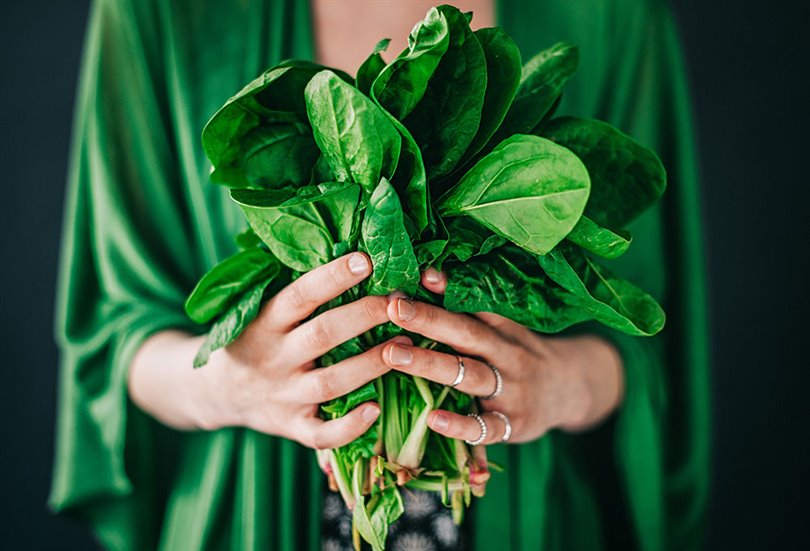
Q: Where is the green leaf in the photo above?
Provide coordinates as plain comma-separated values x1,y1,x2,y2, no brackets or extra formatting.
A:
193,277,272,368
361,178,420,295
542,116,667,228
232,183,361,271
537,246,666,336
454,27,522,169
387,117,429,233
436,217,505,267
234,227,262,250
444,248,591,333
491,42,579,143
400,5,487,180
372,7,449,120
438,134,590,255
233,123,319,189
566,215,632,259
305,70,401,194
185,248,278,324
356,38,390,96
202,61,352,185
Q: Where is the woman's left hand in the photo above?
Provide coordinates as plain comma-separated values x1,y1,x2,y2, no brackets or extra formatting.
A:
383,268,625,445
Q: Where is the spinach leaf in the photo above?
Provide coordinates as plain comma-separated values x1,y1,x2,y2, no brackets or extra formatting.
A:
438,134,590,255
454,27,522,169
361,178,420,295
305,70,402,194
436,216,505,267
400,5,487,180
202,61,352,187
537,245,666,336
356,38,390,96
542,116,666,228
387,117,429,233
193,277,272,368
234,227,262,250
229,122,320,189
491,42,579,143
566,215,632,259
372,7,449,120
444,247,591,333
232,183,361,271
185,247,279,324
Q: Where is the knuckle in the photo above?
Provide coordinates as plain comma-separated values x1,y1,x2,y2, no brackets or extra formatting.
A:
326,261,346,290
284,282,308,311
312,371,335,402
305,319,331,349
308,429,329,451
360,296,387,323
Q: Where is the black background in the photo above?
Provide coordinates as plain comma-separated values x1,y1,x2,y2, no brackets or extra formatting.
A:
1,1,808,549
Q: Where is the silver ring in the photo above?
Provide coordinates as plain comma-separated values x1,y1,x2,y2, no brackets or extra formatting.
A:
482,363,503,399
490,411,512,442
465,413,487,446
450,355,466,387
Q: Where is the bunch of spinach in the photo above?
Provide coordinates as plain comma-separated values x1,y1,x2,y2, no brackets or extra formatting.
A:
184,5,666,549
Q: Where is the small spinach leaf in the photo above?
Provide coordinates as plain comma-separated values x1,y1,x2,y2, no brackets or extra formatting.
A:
357,38,390,96
185,247,278,324
361,178,420,295
566,215,632,259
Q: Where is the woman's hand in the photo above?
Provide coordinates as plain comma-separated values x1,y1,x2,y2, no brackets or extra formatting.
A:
380,268,625,445
130,252,402,451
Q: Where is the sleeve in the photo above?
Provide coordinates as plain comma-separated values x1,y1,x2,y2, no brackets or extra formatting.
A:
48,2,201,548
584,1,711,549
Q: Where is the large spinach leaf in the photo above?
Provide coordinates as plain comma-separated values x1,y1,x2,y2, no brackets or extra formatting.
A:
185,247,278,324
356,38,390,96
232,183,361,271
491,42,579,144
202,61,352,187
372,7,449,120
438,134,590,255
361,178,420,295
453,27,522,170
305,71,402,194
235,122,320,189
542,116,666,228
400,5,487,180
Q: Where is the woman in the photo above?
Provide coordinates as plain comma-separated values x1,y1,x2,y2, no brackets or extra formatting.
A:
50,0,709,549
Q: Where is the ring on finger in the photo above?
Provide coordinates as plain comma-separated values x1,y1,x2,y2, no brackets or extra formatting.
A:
482,363,503,400
450,355,466,387
490,411,512,442
465,413,487,446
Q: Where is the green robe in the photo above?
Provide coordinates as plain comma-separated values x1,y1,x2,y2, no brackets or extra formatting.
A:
50,0,710,549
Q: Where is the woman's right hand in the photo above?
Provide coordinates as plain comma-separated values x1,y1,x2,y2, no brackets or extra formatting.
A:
130,252,403,450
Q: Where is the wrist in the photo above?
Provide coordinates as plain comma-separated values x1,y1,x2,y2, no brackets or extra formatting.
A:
550,334,624,432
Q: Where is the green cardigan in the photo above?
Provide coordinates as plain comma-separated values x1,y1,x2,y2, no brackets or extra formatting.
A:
50,1,710,549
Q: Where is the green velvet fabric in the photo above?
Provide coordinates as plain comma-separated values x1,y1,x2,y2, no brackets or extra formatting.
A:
50,1,709,549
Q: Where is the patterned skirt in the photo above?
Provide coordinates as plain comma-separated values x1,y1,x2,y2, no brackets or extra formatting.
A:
321,483,473,551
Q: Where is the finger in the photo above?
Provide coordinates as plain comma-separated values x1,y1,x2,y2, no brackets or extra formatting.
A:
421,267,447,295
260,253,372,329
387,298,501,357
299,336,411,403
474,312,536,344
382,342,498,398
427,410,510,445
299,402,381,450
285,295,390,361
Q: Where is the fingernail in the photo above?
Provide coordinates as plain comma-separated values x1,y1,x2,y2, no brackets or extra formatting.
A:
362,405,381,423
397,298,416,321
424,267,442,284
431,412,449,430
388,344,413,366
348,254,370,275
388,290,407,303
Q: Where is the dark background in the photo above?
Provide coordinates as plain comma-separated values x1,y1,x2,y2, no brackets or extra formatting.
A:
1,1,808,549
